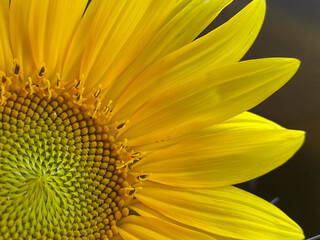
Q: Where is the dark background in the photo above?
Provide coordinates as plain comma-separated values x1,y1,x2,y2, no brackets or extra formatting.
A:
203,0,320,238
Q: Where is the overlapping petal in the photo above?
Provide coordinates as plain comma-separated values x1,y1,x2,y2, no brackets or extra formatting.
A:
113,0,265,118
120,58,300,146
135,182,304,240
63,0,168,91
63,0,230,92
9,0,87,79
131,112,304,188
63,0,231,99
102,0,232,105
0,0,305,239
129,202,240,240
118,216,216,240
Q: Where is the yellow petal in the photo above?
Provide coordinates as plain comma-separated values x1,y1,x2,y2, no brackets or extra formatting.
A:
9,0,34,77
78,1,151,85
102,0,232,105
143,0,233,57
9,0,87,79
63,0,175,92
135,182,304,240
113,0,265,118
39,0,87,79
0,0,12,73
120,58,300,146
129,201,240,240
130,111,282,152
131,112,304,188
112,234,124,240
28,0,49,72
118,216,216,240
82,0,177,93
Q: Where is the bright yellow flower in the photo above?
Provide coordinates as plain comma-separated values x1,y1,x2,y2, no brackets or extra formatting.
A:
0,0,305,239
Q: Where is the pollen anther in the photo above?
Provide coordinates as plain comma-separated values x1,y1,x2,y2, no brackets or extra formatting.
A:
131,152,141,158
73,87,85,105
116,122,125,130
92,99,102,118
12,59,20,76
137,174,148,181
55,73,64,89
94,84,102,98
0,72,11,87
74,75,85,90
103,100,113,117
124,187,142,198
116,120,129,132
116,139,128,154
38,66,46,77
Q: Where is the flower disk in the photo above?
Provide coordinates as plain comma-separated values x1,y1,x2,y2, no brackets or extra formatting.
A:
0,0,306,239
0,86,130,239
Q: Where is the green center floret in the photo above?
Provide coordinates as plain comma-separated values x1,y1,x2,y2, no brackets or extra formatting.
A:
0,88,130,240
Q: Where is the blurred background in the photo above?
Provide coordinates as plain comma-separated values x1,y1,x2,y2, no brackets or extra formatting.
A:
203,0,320,238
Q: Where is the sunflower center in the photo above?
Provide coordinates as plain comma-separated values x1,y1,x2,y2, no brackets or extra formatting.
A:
0,85,130,239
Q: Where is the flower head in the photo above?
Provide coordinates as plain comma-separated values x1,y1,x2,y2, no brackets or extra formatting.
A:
0,0,304,239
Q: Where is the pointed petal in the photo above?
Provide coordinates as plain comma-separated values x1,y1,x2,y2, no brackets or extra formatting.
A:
63,0,176,90
120,58,300,146
130,111,282,152
81,0,177,92
135,182,304,240
143,0,233,57
77,1,153,84
102,0,232,105
118,215,216,240
129,201,241,240
132,112,304,188
113,0,266,118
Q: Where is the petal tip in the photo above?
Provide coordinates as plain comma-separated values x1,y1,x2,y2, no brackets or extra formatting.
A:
286,129,305,153
252,0,266,10
284,58,301,72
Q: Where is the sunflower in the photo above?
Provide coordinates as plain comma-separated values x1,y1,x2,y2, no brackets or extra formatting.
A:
0,0,305,239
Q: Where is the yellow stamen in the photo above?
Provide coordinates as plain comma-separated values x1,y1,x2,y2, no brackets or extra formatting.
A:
24,77,34,95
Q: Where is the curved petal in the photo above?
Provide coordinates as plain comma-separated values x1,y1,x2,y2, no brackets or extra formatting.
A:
113,0,266,119
120,58,300,146
0,0,12,74
135,182,304,240
74,1,155,87
130,111,282,152
81,0,177,93
129,201,235,240
131,112,304,188
102,0,232,105
118,215,216,240
63,0,176,91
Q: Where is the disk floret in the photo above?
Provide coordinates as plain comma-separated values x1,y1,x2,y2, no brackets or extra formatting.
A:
0,69,131,239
